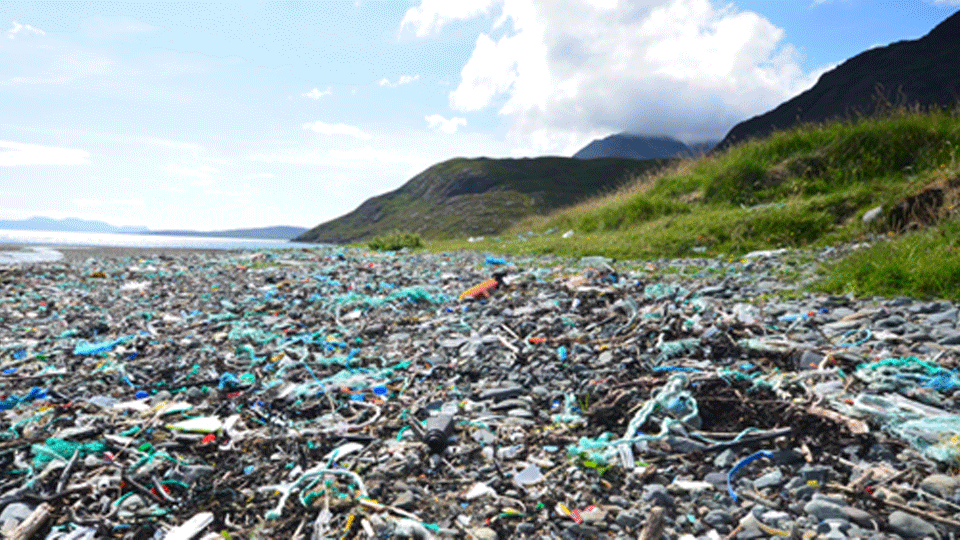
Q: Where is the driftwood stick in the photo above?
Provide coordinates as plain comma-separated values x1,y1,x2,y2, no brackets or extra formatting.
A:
638,506,665,540
6,502,52,540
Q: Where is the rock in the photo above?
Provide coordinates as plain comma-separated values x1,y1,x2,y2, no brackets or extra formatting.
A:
919,473,960,498
702,509,734,527
887,510,941,539
714,449,738,468
841,506,878,529
753,469,786,490
816,518,852,539
796,350,823,370
704,472,729,490
804,498,846,521
469,527,498,540
608,495,630,508
563,524,598,540
927,308,958,324
875,315,906,328
643,484,674,508
862,206,884,224
615,510,642,529
392,491,415,510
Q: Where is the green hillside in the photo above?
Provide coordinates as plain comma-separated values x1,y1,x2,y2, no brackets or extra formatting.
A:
432,108,960,300
294,157,672,243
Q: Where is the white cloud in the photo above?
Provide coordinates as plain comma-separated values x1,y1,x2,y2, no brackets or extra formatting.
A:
376,74,421,88
409,0,827,154
425,114,467,134
71,198,143,206
933,0,960,4
173,164,220,186
0,141,89,165
303,87,332,99
244,173,275,179
6,21,45,40
302,121,372,140
174,165,219,178
401,0,498,36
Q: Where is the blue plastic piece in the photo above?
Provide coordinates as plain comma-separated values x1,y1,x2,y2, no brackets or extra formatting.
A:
727,450,774,502
73,335,135,356
135,390,149,399
557,346,568,361
651,366,702,373
485,256,507,266
218,372,240,390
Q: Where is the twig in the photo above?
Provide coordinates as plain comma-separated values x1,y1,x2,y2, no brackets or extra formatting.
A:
638,506,665,540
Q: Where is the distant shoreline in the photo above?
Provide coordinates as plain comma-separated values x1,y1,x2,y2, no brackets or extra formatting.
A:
0,243,232,264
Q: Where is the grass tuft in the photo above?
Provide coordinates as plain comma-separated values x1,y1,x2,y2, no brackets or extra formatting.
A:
367,231,423,251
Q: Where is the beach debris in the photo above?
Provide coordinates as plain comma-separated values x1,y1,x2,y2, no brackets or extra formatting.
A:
0,244,958,538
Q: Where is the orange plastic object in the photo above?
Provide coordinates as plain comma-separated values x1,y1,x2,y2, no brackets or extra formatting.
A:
459,277,499,300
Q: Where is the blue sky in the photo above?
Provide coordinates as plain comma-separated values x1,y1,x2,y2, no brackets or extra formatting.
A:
1,0,958,231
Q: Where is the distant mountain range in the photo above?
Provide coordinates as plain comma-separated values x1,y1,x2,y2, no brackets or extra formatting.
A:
0,217,305,240
294,156,672,244
0,217,149,234
715,9,960,151
147,226,306,240
573,134,717,160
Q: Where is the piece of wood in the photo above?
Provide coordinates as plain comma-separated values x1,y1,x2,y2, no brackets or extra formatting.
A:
6,502,52,540
638,506,664,540
807,405,869,434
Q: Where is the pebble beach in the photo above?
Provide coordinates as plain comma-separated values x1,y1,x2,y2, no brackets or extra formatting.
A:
1,244,959,539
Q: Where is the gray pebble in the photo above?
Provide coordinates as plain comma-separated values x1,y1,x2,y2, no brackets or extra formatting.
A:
714,449,738,468
804,498,846,521
608,495,630,508
887,510,941,539
702,509,734,527
753,469,785,490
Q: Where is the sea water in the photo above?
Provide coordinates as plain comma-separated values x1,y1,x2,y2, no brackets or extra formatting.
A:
0,229,298,264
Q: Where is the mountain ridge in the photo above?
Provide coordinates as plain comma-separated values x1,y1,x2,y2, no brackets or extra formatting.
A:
573,134,716,160
294,156,672,244
715,9,960,151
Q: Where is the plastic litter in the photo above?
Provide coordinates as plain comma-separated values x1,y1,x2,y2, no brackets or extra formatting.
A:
0,244,957,538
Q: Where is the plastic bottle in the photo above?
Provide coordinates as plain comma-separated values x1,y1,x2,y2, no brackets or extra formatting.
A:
424,402,457,454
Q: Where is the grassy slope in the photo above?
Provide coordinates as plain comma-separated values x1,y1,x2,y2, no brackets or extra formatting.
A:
295,157,671,243
428,109,960,300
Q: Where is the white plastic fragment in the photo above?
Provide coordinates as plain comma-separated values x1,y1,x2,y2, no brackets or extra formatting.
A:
166,416,223,433
153,401,193,415
323,441,364,464
671,480,715,492
463,482,496,500
112,399,150,412
164,511,214,540
514,463,543,485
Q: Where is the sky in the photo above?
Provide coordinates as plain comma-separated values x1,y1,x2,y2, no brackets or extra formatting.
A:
1,0,958,231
